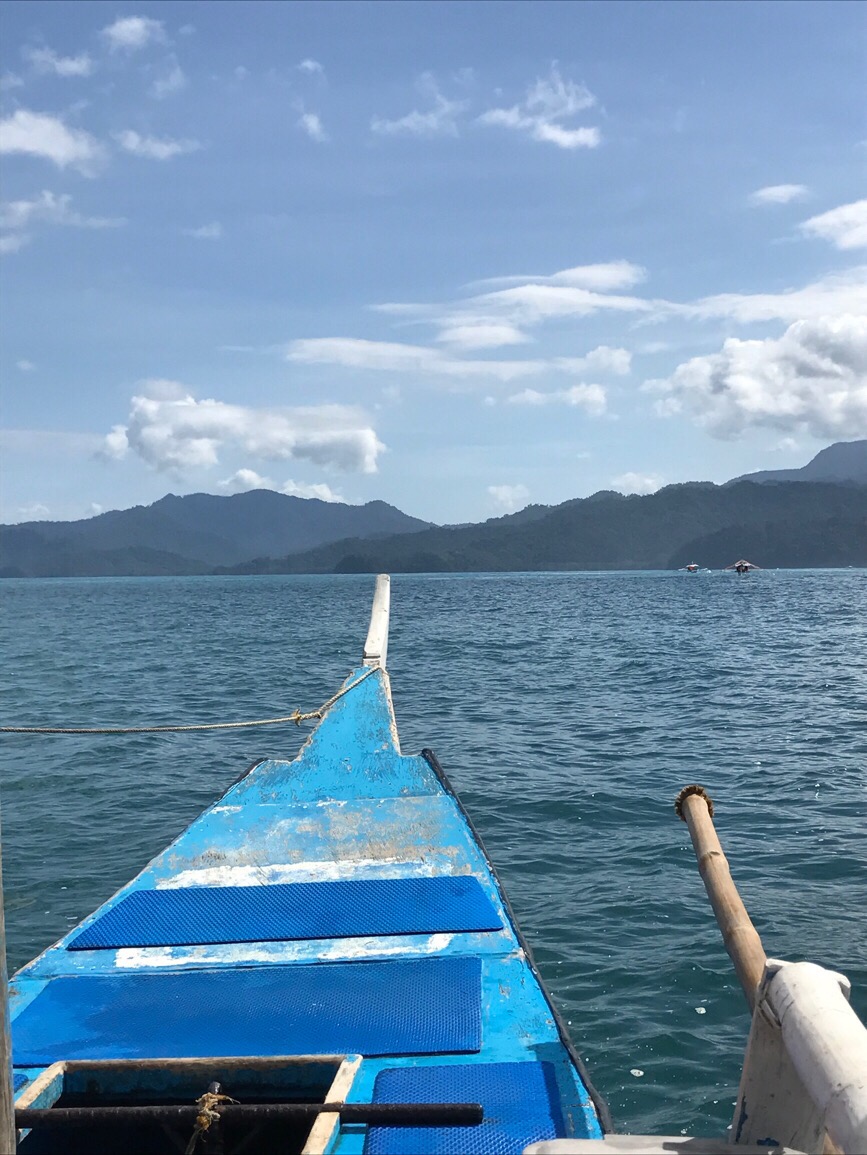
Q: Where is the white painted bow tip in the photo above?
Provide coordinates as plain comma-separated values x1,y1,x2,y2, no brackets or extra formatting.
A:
362,574,390,669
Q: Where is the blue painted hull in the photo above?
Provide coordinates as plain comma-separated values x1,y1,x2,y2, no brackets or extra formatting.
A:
9,663,607,1153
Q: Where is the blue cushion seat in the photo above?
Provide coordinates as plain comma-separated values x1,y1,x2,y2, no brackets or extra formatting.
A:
12,956,482,1065
365,1061,567,1155
68,876,502,950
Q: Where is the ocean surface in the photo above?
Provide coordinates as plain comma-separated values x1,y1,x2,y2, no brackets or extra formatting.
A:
1,570,865,1137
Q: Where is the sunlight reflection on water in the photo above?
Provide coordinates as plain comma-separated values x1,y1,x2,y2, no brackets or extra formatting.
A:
2,569,865,1135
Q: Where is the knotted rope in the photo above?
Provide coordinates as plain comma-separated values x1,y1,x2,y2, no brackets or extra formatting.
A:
184,1091,239,1155
0,665,378,735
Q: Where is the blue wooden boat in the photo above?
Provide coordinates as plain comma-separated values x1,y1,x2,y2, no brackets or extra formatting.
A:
7,575,609,1155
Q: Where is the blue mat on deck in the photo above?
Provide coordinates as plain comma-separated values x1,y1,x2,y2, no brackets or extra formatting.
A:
365,1062,566,1155
68,877,501,950
12,957,481,1065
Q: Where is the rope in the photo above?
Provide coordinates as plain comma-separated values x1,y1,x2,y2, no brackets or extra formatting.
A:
184,1091,238,1155
0,665,379,735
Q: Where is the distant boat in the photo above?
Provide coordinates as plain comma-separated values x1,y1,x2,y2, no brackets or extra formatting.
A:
725,558,761,574
683,563,700,573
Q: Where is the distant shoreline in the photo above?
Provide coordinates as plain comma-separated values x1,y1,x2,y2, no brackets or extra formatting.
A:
2,565,864,582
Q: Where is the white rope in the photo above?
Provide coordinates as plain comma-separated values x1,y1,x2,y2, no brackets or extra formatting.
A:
0,667,378,735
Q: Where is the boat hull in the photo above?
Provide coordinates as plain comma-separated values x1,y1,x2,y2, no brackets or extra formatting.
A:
9,665,606,1153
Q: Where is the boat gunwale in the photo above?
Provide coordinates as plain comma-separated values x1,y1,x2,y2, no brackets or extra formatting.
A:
420,746,614,1134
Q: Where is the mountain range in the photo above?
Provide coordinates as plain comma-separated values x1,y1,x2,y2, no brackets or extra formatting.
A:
729,439,867,486
2,440,865,577
0,493,430,578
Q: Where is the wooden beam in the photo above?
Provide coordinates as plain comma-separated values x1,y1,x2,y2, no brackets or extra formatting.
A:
362,574,391,670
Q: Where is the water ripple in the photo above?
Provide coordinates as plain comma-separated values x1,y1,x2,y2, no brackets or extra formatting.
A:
1,569,865,1137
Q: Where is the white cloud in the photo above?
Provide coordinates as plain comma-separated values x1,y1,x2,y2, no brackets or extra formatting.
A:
507,382,607,415
488,484,529,512
749,184,809,206
478,64,599,149
102,424,130,459
183,221,222,239
367,264,646,369
101,16,166,52
24,47,94,78
297,111,327,142
298,59,323,75
646,314,867,439
16,360,36,371
0,190,125,232
372,73,466,138
0,190,122,255
561,345,632,375
0,109,105,174
0,233,30,254
103,388,384,474
374,262,648,339
135,377,189,401
280,479,344,501
89,502,104,515
470,261,646,292
219,469,344,502
800,199,867,251
218,467,273,491
611,472,664,495
17,502,50,520
287,337,547,381
288,337,630,386
114,129,201,160
472,281,650,324
672,268,867,324
0,72,24,91
436,322,530,350
149,58,187,99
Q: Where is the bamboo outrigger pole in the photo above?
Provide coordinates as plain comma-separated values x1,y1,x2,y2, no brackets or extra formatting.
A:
676,786,848,1155
674,784,767,1010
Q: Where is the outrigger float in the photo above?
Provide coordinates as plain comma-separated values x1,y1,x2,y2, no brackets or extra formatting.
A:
2,576,866,1155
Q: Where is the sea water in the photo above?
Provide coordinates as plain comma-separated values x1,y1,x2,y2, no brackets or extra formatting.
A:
1,570,865,1137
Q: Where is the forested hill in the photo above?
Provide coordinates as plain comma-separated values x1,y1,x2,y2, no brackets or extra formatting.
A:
729,439,867,486
0,490,431,578
221,481,867,574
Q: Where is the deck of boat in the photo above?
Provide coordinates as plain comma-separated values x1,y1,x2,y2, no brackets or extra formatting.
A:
9,629,605,1153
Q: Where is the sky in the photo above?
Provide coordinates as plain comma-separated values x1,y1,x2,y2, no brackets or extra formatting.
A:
1,0,865,525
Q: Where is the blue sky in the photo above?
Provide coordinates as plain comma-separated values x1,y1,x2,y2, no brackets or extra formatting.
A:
1,0,865,525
